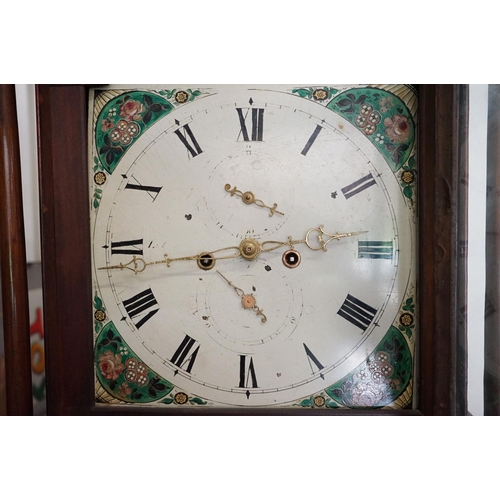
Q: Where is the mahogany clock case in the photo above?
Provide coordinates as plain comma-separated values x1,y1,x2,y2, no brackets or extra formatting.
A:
35,84,468,416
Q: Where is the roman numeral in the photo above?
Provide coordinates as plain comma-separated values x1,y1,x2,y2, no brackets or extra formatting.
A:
111,239,143,255
341,173,377,199
303,343,324,373
239,355,258,388
236,108,264,141
122,288,159,329
337,294,377,332
170,335,200,374
125,181,162,200
174,123,203,158
301,124,323,156
358,241,393,260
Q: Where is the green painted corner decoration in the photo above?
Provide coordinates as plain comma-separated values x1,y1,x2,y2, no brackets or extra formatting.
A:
327,87,415,172
94,88,206,175
95,91,174,174
95,322,175,404
325,326,412,408
94,294,208,406
292,85,417,206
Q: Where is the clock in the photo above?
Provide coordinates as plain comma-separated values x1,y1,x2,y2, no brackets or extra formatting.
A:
89,84,417,409
35,84,467,415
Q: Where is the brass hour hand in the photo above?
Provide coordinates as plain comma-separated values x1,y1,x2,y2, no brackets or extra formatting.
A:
224,184,284,217
217,271,267,323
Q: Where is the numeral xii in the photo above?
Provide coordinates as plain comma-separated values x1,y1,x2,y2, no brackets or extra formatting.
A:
236,108,264,141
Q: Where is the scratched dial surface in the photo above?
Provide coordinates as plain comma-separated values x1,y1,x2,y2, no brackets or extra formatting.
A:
91,85,415,408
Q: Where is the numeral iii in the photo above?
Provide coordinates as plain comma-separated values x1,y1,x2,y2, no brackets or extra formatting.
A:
337,294,377,332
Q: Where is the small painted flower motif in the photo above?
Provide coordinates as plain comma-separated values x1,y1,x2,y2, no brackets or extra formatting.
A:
110,129,122,142
98,351,125,381
376,351,390,363
108,107,117,117
379,96,394,113
401,170,415,184
379,362,394,378
355,104,381,136
174,392,189,405
384,115,411,143
313,395,326,407
119,346,129,356
175,91,189,104
355,115,368,128
117,382,131,398
126,358,138,370
364,123,377,136
312,89,329,101
375,133,385,144
94,309,106,322
360,104,374,116
368,360,383,373
357,369,369,381
400,312,414,327
101,118,115,132
135,373,149,387
389,378,402,391
94,171,106,186
371,371,386,384
109,120,140,146
119,99,145,122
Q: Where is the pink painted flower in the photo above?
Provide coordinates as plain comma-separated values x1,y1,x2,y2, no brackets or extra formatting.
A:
101,118,115,131
379,96,394,113
117,382,132,399
119,99,145,121
384,114,411,143
98,351,125,381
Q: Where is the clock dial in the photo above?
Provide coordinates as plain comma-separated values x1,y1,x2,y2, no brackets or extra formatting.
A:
90,85,417,409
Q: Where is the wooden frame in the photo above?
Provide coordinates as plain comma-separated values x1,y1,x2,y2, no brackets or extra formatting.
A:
35,84,468,415
0,85,33,416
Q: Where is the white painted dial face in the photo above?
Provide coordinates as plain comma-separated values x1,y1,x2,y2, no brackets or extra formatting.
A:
91,85,415,408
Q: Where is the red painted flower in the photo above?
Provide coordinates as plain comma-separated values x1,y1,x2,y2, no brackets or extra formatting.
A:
119,99,145,121
98,351,125,381
384,115,411,143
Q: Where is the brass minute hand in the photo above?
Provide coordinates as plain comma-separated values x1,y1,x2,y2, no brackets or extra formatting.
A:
98,225,367,274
